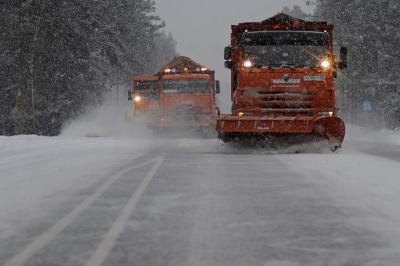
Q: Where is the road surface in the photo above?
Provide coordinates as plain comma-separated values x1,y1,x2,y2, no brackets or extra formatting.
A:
1,131,400,266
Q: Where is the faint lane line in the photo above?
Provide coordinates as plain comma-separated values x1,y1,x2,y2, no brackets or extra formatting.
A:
4,153,155,266
85,156,165,266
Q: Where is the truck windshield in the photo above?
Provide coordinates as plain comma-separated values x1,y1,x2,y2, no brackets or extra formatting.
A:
134,81,159,99
244,45,329,68
163,79,210,94
240,31,330,68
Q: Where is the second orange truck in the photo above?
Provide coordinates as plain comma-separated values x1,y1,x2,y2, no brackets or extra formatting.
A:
130,56,220,135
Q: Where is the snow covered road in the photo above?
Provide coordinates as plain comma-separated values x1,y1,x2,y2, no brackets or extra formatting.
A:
1,129,400,266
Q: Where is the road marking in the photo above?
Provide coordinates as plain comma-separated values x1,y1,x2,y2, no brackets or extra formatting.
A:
85,156,164,266
4,153,156,266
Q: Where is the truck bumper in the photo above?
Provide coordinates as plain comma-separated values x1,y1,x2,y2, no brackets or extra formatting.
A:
216,115,345,143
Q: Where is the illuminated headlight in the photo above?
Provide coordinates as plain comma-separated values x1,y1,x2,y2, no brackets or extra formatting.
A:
320,59,331,69
164,68,172,73
238,112,244,117
243,60,253,68
134,95,142,102
201,67,208,71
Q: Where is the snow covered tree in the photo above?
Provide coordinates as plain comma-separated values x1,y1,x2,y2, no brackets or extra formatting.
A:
315,0,400,128
0,0,177,135
149,31,178,73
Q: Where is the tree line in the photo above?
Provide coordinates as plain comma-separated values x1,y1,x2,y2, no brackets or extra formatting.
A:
0,0,177,136
284,1,400,128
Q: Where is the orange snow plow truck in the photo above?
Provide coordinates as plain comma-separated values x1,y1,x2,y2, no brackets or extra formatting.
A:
218,13,348,150
154,56,220,134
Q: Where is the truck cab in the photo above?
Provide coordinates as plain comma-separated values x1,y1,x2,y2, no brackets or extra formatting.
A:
233,30,335,115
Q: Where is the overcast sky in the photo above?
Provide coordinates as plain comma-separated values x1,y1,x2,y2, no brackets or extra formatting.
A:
154,0,314,111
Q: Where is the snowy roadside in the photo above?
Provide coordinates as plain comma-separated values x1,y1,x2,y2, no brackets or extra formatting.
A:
342,125,400,162
345,124,400,146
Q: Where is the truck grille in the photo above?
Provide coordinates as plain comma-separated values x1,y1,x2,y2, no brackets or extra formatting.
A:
257,90,316,115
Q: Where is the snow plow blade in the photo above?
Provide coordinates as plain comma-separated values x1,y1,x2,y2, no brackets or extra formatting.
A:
216,115,345,149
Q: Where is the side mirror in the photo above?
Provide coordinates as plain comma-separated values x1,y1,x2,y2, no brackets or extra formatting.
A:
338,47,348,69
215,80,221,94
224,61,232,69
128,91,132,101
224,46,232,60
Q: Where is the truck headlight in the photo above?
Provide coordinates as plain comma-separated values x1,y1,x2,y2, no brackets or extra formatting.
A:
243,60,253,68
320,59,331,69
134,95,142,102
